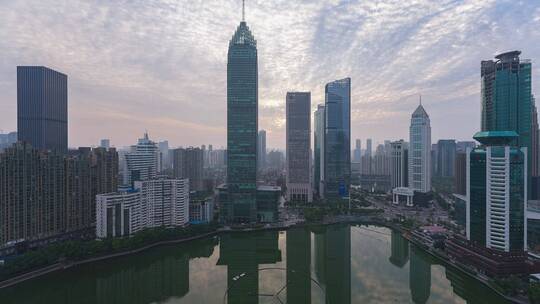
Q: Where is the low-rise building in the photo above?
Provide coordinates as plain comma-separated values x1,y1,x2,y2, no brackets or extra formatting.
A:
96,190,142,238
190,197,214,224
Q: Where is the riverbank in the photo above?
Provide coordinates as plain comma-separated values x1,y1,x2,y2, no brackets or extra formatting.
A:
404,233,526,304
0,216,381,290
0,217,524,304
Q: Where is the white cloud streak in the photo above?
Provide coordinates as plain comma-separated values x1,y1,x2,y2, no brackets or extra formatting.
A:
1,0,539,148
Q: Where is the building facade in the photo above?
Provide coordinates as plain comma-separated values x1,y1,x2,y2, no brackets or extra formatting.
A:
1,143,118,246
134,178,189,228
437,139,456,177
224,17,258,223
173,147,204,192
408,103,432,193
390,140,409,189
17,66,68,152
190,198,214,224
454,152,467,195
532,97,539,179
481,51,533,193
286,92,312,203
0,132,17,150
314,105,325,197
124,133,158,187
96,190,142,238
323,78,351,200
467,131,527,252
257,130,266,171
353,139,362,163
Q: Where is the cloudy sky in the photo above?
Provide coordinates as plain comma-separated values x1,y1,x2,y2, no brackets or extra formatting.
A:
1,0,540,149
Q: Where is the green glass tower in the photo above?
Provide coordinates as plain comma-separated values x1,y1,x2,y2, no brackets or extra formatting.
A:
224,13,258,223
481,51,532,192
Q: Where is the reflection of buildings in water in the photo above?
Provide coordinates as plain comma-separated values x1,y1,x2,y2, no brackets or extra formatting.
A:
389,230,409,268
95,237,217,304
217,231,282,304
96,254,189,304
313,224,351,304
286,227,311,304
314,228,327,285
445,267,508,304
409,245,431,304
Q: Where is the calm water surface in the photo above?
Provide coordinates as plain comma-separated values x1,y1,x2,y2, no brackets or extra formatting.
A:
0,225,509,304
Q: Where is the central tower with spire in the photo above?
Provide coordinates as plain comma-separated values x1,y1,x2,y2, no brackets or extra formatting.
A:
223,1,258,223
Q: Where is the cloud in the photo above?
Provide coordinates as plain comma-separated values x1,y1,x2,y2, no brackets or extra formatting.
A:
1,0,539,148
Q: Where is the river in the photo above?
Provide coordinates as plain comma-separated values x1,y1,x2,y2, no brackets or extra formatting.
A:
0,224,510,303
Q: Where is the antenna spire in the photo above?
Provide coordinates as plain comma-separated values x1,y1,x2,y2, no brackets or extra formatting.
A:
419,94,422,106
242,0,245,22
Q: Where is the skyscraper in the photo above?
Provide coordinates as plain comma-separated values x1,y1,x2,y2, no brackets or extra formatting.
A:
390,140,409,189
409,102,432,193
257,130,266,170
437,139,457,177
467,131,527,252
353,139,362,163
314,104,325,197
158,140,170,171
362,138,373,175
454,152,467,195
100,139,110,149
532,96,539,178
323,78,351,200
286,92,312,203
173,147,203,192
224,7,258,223
123,132,159,187
17,66,68,152
481,51,533,192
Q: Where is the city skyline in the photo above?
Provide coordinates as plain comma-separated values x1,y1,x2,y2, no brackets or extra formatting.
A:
2,1,540,149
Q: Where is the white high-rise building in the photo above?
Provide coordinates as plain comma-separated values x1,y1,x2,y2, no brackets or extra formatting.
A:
96,190,142,238
96,178,189,238
135,178,189,228
123,132,159,186
408,102,431,193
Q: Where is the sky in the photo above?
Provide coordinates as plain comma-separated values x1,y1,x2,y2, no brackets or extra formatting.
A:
1,0,540,150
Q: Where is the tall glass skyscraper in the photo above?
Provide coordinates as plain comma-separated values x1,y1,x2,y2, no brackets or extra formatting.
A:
323,78,351,200
481,51,533,191
314,104,325,197
17,66,68,152
224,15,258,223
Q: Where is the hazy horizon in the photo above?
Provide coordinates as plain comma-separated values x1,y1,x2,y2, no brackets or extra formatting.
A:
1,0,540,149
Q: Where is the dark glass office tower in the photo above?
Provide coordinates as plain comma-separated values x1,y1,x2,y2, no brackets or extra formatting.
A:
224,17,258,223
481,51,532,191
17,66,68,152
323,78,351,200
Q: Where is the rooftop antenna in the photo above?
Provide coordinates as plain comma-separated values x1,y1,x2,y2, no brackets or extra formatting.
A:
419,94,422,106
242,0,245,22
